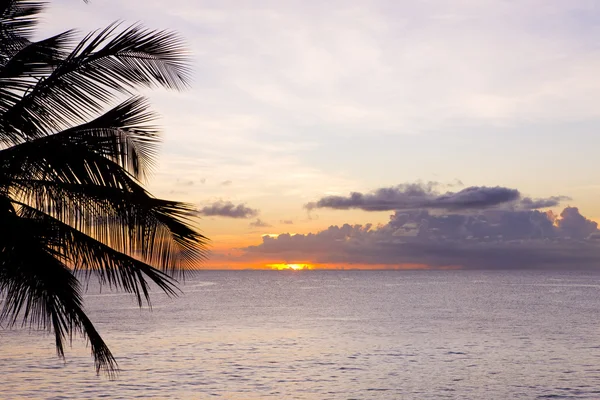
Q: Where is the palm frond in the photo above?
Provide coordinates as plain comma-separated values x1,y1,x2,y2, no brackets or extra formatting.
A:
0,2,205,376
1,96,159,182
0,31,74,134
1,22,190,144
0,206,117,376
9,178,208,274
2,123,208,274
17,203,180,306
0,30,73,79
66,96,161,180
0,1,44,59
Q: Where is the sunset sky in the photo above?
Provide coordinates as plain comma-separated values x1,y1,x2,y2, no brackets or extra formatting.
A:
41,0,600,269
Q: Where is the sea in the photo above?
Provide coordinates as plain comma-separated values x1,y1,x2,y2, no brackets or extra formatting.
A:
2,270,600,399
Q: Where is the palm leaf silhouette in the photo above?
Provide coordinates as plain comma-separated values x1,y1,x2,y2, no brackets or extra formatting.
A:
0,0,208,376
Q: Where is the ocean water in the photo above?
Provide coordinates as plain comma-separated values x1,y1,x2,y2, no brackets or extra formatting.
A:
2,270,600,399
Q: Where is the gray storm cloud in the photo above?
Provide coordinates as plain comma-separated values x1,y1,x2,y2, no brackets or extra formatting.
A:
305,183,569,212
197,201,259,219
243,207,600,269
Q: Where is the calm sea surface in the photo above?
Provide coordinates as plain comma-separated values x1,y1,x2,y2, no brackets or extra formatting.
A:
2,270,600,399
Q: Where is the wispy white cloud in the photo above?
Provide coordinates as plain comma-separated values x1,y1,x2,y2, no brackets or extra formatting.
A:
44,0,600,132
39,0,600,229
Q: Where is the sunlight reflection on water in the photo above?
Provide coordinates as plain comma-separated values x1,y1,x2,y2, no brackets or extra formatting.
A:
2,270,600,399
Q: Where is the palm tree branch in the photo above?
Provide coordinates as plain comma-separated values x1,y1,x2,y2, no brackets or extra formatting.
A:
1,116,208,272
1,22,190,143
15,202,181,305
0,30,73,79
0,96,160,183
9,177,208,275
0,31,74,141
0,4,204,375
0,1,44,58
0,208,117,376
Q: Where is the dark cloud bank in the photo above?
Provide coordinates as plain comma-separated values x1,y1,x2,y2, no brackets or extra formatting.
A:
244,184,599,270
198,201,258,218
305,183,571,212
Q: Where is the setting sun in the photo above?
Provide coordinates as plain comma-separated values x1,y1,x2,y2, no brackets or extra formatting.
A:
267,263,313,271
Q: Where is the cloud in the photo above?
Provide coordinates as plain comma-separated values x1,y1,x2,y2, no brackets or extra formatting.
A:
38,1,600,222
250,219,272,228
197,201,258,218
589,233,600,241
221,180,233,186
242,207,600,269
556,207,598,239
306,183,568,212
280,219,294,225
176,179,195,187
448,179,464,188
519,196,572,209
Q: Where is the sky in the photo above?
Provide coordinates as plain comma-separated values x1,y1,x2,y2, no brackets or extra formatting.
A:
41,0,600,269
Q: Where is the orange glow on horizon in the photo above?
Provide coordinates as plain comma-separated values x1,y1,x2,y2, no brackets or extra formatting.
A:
267,263,313,271
203,234,466,271
193,259,462,271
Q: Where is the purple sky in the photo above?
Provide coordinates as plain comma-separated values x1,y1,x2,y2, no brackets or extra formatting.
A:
38,0,600,268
